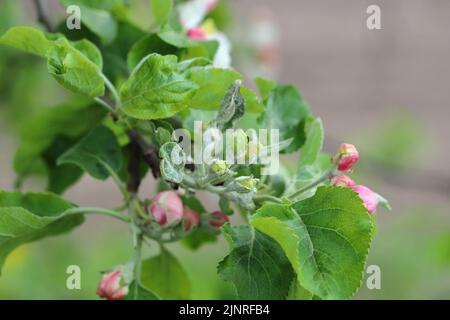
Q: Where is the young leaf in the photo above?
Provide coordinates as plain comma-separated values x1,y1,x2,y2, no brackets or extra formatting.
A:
46,39,105,97
120,54,198,119
159,142,185,183
0,26,52,57
187,67,264,112
218,224,295,299
259,85,310,153
0,191,85,274
71,39,103,69
250,187,374,300
141,247,191,299
215,80,245,129
151,0,173,26
58,125,122,180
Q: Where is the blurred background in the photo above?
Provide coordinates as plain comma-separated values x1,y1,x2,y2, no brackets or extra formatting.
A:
0,0,449,299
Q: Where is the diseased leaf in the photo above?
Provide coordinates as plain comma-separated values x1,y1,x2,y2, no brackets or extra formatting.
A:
0,191,85,274
58,125,122,180
215,80,245,129
141,247,190,299
250,187,374,300
120,54,198,119
159,142,185,183
218,224,295,299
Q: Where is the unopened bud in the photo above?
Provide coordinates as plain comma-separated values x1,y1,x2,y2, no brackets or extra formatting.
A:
184,207,201,231
96,269,129,300
210,159,230,175
210,211,229,228
234,176,258,193
187,27,208,40
330,174,355,187
351,185,378,214
335,143,359,171
149,191,183,227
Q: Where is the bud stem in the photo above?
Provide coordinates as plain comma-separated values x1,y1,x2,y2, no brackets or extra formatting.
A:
65,207,130,222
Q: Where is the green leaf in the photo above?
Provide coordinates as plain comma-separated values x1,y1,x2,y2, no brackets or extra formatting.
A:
151,0,173,26
125,281,160,300
0,26,52,57
71,39,103,69
188,67,263,112
120,53,198,119
14,100,106,193
141,247,191,299
158,23,198,48
46,39,105,97
298,118,324,167
62,0,118,44
254,76,276,101
215,80,245,129
159,142,185,183
127,34,177,70
218,224,295,299
0,191,85,274
260,85,310,153
250,187,374,299
58,125,122,180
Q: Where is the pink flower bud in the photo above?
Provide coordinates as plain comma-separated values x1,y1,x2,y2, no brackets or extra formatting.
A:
184,207,200,231
351,185,378,214
187,27,208,40
336,143,359,171
96,270,129,300
149,191,183,227
330,174,355,187
210,211,229,228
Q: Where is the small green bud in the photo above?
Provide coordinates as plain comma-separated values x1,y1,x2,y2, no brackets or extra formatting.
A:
234,176,258,193
210,160,230,175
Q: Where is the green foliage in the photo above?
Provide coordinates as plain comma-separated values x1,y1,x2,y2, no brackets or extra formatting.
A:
151,0,173,26
259,85,310,153
120,54,198,119
0,191,84,273
0,0,380,301
141,247,190,299
58,125,122,180
218,224,295,299
14,100,106,193
61,0,118,44
187,67,264,113
251,187,374,299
